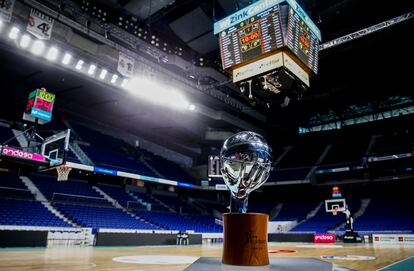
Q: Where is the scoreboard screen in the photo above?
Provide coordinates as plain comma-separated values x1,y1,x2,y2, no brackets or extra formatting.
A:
219,5,284,70
286,7,319,73
215,0,321,74
24,88,55,123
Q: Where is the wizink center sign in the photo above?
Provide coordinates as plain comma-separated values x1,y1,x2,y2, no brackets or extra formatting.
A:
214,0,321,41
214,0,283,34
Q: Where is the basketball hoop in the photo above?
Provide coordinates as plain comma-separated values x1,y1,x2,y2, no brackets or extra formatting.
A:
56,165,72,181
333,207,338,216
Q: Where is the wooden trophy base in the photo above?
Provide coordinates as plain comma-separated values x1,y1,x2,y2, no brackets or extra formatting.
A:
222,213,269,266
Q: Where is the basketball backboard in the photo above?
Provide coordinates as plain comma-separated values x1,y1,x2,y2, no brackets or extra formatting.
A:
325,198,346,213
40,129,71,167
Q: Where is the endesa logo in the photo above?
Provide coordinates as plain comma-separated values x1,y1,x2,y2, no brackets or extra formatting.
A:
314,234,335,243
1,147,45,162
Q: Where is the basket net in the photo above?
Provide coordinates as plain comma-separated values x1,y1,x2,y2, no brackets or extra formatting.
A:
56,165,72,181
332,207,338,216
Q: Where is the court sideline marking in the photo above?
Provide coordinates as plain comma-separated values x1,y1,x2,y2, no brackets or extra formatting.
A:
377,256,414,271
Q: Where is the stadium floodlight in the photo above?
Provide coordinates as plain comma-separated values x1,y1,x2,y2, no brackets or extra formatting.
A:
99,69,108,80
88,64,96,75
111,74,118,84
62,53,72,65
31,40,45,55
188,104,196,111
125,77,190,110
121,79,129,88
19,34,31,49
46,47,59,61
75,60,84,70
8,27,20,40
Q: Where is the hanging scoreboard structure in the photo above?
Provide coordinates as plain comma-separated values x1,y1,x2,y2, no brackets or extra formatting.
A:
23,88,56,124
214,0,321,101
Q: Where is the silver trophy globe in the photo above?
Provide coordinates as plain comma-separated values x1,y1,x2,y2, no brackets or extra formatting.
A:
220,131,272,213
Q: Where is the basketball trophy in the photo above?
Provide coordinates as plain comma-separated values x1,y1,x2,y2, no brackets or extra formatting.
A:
220,131,272,266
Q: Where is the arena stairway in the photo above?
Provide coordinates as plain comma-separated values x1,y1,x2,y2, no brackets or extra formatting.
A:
126,191,151,210
269,203,283,220
92,185,160,229
69,142,94,165
11,129,28,147
291,202,323,227
19,176,78,227
332,199,371,231
149,194,176,213
92,186,120,208
140,157,164,178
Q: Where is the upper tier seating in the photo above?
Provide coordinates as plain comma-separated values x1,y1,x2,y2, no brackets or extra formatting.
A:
277,134,330,168
0,125,19,147
80,145,155,176
145,155,195,183
97,184,146,210
353,199,414,232
268,168,311,182
272,200,320,222
151,194,196,213
0,172,33,200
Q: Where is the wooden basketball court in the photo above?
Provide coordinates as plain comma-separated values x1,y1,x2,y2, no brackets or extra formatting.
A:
0,243,413,271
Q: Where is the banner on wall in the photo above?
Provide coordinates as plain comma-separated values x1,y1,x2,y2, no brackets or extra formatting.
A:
27,8,55,40
373,234,414,244
117,52,135,78
0,0,15,22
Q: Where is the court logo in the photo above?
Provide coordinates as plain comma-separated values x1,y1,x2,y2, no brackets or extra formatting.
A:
321,255,376,261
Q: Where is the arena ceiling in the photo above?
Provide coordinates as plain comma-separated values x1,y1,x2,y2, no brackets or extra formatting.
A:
0,0,413,160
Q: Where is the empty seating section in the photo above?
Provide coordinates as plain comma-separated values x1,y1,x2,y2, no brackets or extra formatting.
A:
370,130,413,156
278,134,328,168
55,203,158,230
30,176,110,206
292,199,360,233
249,201,276,214
0,173,33,199
268,168,310,182
0,198,71,227
66,148,81,163
80,145,155,175
134,211,222,232
152,194,195,213
354,199,414,232
97,185,145,210
0,125,18,146
69,123,127,151
273,201,319,222
145,155,194,182
323,132,370,165
131,191,168,211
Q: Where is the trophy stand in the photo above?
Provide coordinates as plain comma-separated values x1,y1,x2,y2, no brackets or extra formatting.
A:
184,132,355,271
222,213,269,266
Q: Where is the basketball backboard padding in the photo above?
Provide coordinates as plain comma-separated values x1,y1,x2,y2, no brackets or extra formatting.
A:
325,198,346,213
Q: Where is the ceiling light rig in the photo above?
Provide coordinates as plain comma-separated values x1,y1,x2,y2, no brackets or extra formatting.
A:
1,22,128,91
1,21,196,112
